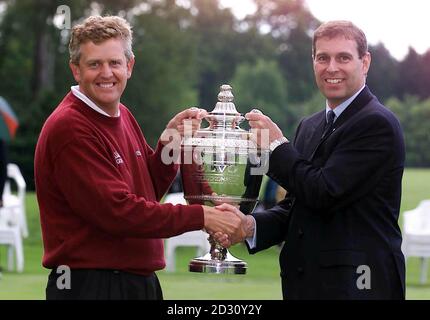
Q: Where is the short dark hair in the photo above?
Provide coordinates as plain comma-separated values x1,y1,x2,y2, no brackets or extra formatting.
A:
312,20,368,58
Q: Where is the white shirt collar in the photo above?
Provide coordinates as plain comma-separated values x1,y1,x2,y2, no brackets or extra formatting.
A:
71,85,120,117
325,84,365,122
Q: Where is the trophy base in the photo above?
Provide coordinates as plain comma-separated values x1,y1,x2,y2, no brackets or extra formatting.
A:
189,252,247,274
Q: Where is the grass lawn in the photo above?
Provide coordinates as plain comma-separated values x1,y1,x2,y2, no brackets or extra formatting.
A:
0,168,430,299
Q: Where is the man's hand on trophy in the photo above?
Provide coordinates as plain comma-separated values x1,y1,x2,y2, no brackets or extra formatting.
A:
202,205,246,245
160,107,208,146
245,109,285,149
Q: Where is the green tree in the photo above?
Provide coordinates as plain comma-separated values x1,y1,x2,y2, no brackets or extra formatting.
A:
124,3,199,146
397,48,423,100
189,0,277,109
247,0,320,103
386,95,430,166
231,59,293,135
279,26,315,103
367,43,399,102
419,50,430,99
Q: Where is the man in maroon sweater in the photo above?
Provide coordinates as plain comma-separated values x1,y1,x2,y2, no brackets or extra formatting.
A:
34,15,243,300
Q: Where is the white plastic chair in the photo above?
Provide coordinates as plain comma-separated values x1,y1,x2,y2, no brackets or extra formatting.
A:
2,163,28,238
0,205,24,272
163,192,210,272
402,200,430,284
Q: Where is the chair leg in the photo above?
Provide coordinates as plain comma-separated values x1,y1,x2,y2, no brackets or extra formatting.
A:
420,257,428,284
14,231,24,273
165,246,176,272
197,244,205,257
20,207,29,239
7,245,14,271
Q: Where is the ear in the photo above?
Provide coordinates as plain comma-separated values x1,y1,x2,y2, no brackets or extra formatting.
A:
69,61,81,83
362,52,371,76
126,57,135,79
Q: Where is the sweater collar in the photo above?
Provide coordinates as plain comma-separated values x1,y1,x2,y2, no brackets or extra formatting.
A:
71,85,120,118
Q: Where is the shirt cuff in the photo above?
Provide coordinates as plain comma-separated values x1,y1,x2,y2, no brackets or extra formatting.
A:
245,215,257,249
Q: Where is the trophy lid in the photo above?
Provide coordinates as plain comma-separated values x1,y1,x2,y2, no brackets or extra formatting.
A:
204,84,244,129
182,84,257,151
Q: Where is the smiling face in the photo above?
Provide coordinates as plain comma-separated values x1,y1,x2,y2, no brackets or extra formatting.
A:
313,35,371,108
69,38,134,116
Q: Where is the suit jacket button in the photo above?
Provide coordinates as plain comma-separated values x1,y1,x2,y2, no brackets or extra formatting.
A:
297,267,304,273
298,228,304,237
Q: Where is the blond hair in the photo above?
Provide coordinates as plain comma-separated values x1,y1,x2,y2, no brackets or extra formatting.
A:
312,20,368,59
69,15,134,65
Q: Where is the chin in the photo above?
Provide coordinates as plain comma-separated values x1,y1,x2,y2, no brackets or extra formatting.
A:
324,90,346,99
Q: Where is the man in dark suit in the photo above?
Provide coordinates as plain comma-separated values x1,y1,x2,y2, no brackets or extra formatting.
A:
215,20,405,299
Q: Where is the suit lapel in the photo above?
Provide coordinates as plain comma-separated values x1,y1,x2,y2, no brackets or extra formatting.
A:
309,86,375,160
298,110,326,160
328,86,374,134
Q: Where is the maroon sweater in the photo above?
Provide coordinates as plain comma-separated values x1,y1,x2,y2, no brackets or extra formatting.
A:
34,92,204,275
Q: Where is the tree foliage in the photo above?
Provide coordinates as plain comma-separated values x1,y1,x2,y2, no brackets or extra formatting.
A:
367,43,399,102
386,96,430,167
231,59,290,131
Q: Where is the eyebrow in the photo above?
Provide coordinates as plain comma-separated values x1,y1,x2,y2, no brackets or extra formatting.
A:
315,51,354,57
85,58,123,64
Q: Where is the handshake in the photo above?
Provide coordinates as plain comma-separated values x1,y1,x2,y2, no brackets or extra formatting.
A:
202,204,255,248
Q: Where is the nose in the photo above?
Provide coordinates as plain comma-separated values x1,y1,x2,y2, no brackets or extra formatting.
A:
100,63,113,78
326,59,339,73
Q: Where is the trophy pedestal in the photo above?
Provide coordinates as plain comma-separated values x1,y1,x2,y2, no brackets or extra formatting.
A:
189,251,247,274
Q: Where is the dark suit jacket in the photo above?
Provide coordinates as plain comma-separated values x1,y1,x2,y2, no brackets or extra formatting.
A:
249,87,406,300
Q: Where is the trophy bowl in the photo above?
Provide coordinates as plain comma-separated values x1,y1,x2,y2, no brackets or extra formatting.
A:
180,84,265,274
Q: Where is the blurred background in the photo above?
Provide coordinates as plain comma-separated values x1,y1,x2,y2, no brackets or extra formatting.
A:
0,0,429,299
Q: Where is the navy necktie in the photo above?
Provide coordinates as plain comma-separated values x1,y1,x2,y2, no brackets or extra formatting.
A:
322,110,335,139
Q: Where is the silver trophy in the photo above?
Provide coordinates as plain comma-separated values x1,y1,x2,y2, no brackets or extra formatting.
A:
181,84,264,274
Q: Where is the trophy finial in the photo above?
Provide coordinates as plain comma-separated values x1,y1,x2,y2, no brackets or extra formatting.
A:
213,84,238,114
218,84,234,103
